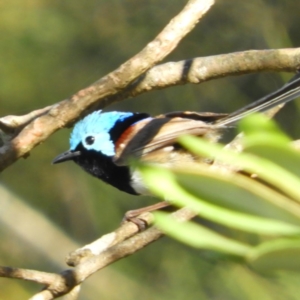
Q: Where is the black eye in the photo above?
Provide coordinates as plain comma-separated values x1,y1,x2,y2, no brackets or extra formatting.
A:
85,136,95,145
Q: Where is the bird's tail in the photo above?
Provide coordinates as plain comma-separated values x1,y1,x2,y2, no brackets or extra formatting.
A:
214,73,300,127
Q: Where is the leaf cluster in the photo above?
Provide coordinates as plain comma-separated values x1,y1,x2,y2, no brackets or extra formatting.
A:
141,114,300,273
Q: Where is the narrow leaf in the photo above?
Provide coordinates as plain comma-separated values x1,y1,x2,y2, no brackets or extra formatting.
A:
248,238,300,273
140,165,300,235
179,135,300,203
155,211,251,256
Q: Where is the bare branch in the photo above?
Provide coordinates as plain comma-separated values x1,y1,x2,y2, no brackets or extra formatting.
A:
25,208,196,299
1,48,300,144
0,266,61,286
2,48,300,134
98,48,300,110
0,209,195,299
131,48,300,94
1,0,300,297
0,106,52,134
0,0,214,172
0,1,211,298
66,212,154,266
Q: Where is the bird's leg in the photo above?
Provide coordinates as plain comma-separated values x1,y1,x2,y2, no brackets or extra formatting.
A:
123,201,170,230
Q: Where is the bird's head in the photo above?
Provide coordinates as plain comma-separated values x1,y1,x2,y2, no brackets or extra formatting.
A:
52,110,149,164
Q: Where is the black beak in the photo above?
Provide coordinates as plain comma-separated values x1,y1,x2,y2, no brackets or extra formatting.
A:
52,150,81,164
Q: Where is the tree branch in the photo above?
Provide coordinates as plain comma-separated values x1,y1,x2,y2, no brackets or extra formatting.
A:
100,48,300,108
2,48,300,132
0,0,214,172
0,267,61,286
1,47,300,172
0,1,211,298
1,207,194,299
1,0,300,297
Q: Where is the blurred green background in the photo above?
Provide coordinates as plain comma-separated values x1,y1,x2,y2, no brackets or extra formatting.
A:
1,0,300,299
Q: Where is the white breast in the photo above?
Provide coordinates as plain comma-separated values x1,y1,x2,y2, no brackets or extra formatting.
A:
130,169,152,196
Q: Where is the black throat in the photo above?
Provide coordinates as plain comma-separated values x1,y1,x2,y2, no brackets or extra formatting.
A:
71,112,150,195
73,145,138,195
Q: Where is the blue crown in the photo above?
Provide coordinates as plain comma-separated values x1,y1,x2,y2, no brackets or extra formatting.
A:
69,110,134,156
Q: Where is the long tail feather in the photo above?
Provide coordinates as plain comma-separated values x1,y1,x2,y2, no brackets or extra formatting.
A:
215,73,300,126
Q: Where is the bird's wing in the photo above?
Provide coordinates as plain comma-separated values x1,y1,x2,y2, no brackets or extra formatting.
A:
113,111,226,165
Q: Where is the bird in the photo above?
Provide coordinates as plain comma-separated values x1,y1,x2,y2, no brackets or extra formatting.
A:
53,74,300,199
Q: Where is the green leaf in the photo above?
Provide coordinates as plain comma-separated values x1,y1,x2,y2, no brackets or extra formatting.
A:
154,211,251,256
138,115,300,263
140,164,300,235
179,135,300,203
176,170,300,226
239,113,291,145
239,114,300,178
244,143,300,179
248,238,300,273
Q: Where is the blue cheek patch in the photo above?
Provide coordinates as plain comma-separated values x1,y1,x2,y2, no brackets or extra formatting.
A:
69,110,134,155
84,132,115,156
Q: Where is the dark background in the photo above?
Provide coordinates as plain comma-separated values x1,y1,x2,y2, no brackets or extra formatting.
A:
1,0,300,299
